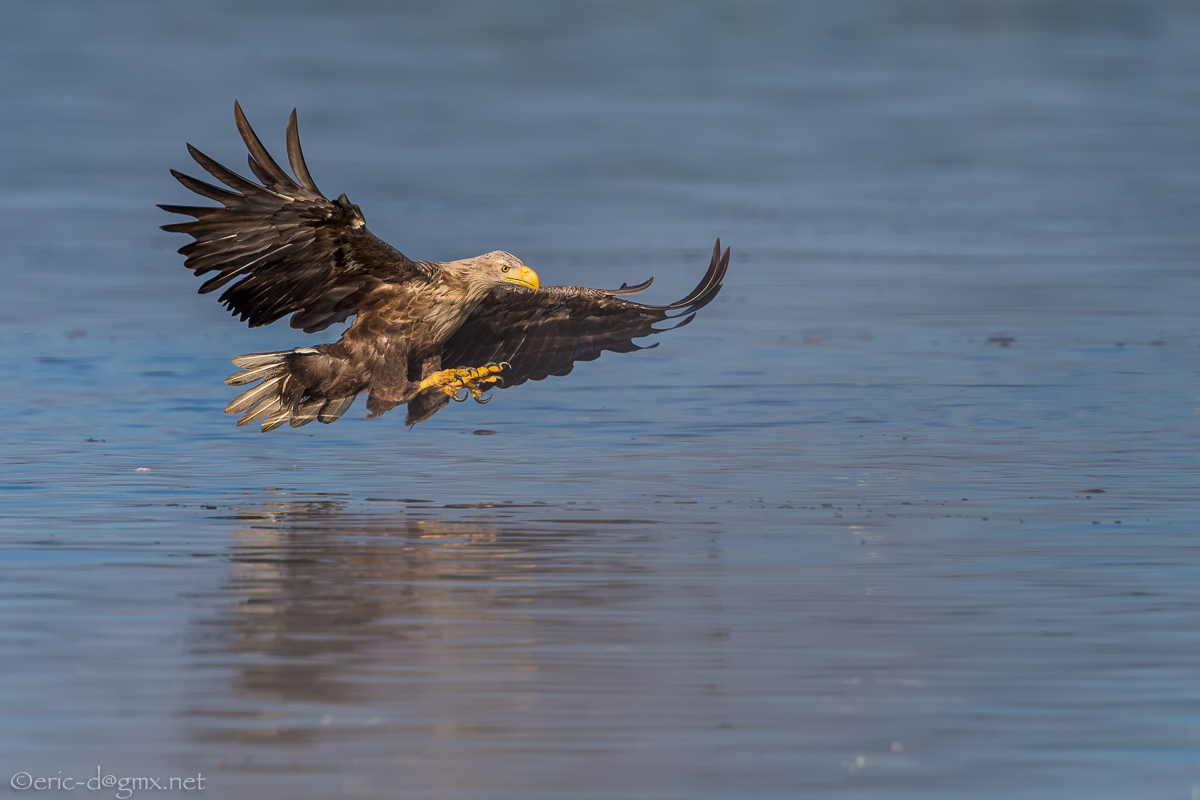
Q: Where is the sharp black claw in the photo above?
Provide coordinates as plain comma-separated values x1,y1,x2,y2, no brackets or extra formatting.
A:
452,387,468,402
499,361,511,370
474,393,491,405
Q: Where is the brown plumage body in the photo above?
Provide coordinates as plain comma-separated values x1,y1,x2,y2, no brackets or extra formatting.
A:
293,253,530,420
161,103,729,431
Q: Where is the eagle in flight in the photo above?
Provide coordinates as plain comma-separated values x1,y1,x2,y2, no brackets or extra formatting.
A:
161,103,729,432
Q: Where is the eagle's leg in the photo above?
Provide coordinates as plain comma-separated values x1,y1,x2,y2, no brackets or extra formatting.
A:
416,364,506,404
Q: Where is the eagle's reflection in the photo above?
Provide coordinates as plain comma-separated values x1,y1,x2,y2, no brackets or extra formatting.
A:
185,496,655,751
187,501,566,743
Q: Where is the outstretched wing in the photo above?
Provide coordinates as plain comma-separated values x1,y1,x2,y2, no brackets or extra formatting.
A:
160,101,431,333
439,240,729,387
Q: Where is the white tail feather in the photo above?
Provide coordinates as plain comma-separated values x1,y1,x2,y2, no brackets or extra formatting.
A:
318,395,356,424
230,351,290,369
289,397,324,428
225,363,286,386
225,376,283,414
237,396,283,426
224,347,361,432
260,406,293,432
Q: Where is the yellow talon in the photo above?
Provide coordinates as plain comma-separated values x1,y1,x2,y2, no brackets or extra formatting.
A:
417,364,505,403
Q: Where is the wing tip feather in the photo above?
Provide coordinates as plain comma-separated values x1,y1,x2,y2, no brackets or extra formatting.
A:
233,100,299,191
656,237,729,316
607,276,655,296
285,107,321,194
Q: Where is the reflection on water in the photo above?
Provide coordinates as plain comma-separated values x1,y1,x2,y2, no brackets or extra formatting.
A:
197,499,549,713
185,498,738,796
4,0,1200,798
160,495,1200,799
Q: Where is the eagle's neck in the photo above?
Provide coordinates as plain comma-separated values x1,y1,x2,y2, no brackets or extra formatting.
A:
424,260,496,341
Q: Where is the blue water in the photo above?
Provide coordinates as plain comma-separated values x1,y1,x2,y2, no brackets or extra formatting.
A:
2,2,1200,798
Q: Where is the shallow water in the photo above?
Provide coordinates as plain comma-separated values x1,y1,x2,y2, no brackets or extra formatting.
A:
3,2,1200,798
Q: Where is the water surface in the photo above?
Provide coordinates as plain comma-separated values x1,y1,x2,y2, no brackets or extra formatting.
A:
2,2,1200,798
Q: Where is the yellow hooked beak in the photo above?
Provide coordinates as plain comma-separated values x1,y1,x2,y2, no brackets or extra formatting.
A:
502,264,540,291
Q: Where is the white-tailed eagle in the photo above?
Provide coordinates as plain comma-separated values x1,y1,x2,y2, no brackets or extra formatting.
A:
160,103,729,431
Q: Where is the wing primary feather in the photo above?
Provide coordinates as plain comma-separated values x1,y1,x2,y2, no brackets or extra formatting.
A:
669,240,726,309
690,245,729,310
285,109,322,194
158,204,221,221
438,237,728,394
233,100,299,191
611,239,727,314
186,143,293,201
198,251,274,293
653,312,697,332
606,276,654,296
169,170,241,204
162,110,422,334
246,155,279,187
659,241,728,313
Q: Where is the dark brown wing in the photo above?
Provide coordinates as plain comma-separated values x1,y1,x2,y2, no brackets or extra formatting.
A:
160,101,431,333
440,240,729,387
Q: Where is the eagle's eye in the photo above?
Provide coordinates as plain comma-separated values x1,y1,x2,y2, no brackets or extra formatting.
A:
501,265,510,273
